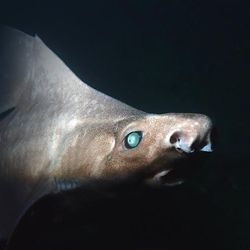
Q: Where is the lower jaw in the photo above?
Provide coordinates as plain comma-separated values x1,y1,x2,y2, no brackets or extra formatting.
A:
147,152,209,186
150,169,185,186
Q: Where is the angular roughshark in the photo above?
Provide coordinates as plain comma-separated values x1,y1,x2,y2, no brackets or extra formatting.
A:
0,27,213,240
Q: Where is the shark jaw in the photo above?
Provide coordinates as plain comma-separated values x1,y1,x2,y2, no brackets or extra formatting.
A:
147,149,213,186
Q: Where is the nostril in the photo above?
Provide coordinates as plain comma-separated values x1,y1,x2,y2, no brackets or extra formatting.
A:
170,132,181,144
169,131,194,154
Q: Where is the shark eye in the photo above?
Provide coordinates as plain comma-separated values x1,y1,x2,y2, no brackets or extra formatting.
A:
124,131,143,149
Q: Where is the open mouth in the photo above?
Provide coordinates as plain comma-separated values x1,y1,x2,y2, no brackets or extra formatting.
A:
150,151,210,186
153,169,185,186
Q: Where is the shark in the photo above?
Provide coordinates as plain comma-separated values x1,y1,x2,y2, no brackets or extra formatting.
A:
0,26,213,240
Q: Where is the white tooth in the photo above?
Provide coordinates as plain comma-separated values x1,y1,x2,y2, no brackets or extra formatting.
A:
154,170,171,181
200,143,212,152
164,180,184,186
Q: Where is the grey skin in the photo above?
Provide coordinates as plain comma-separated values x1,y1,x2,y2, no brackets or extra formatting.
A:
0,27,213,240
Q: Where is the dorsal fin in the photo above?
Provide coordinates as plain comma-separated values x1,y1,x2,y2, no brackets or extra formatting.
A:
0,26,34,114
29,34,144,120
0,26,144,121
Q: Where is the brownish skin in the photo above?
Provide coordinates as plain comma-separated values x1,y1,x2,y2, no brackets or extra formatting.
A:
0,27,213,239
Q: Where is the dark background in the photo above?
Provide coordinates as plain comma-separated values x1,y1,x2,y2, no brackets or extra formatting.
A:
1,0,250,249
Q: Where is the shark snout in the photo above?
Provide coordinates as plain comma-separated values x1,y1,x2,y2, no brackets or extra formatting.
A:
167,114,213,154
149,114,214,186
169,131,212,154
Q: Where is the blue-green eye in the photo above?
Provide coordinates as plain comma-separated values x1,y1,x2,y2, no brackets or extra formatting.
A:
124,131,143,149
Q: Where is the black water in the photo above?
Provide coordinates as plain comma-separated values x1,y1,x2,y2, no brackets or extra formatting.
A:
1,1,250,249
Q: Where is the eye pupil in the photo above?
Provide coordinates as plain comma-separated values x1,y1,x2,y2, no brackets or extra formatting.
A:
128,133,138,146
125,131,142,149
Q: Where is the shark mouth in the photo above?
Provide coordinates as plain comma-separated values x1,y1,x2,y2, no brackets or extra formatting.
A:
153,169,184,186
150,151,211,186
